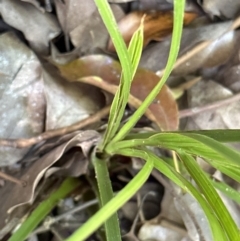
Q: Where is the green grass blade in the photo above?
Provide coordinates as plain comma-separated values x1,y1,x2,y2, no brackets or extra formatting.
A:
125,129,240,143
210,177,240,205
108,133,240,166
113,148,227,241
94,0,131,79
109,0,185,144
181,133,240,165
210,162,240,183
92,155,121,241
177,130,240,143
95,0,144,149
95,0,130,149
66,149,153,241
127,17,144,79
179,152,240,241
107,132,240,185
9,178,81,241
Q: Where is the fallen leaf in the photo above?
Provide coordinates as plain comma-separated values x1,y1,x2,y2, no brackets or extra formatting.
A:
55,0,124,52
140,21,236,74
21,0,45,12
0,0,60,54
185,80,240,130
43,63,105,130
130,0,173,11
107,10,198,51
174,192,212,241
199,0,240,19
138,221,187,241
0,130,100,236
57,55,179,130
0,32,46,166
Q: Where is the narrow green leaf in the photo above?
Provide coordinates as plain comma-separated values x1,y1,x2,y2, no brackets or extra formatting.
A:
210,162,240,184
125,129,240,143
176,130,240,143
95,0,132,149
9,178,80,241
92,155,121,241
108,133,240,166
94,0,131,80
210,177,240,205
127,15,144,79
66,150,153,241
113,148,227,241
179,152,240,241
181,133,240,166
109,0,185,144
101,15,144,148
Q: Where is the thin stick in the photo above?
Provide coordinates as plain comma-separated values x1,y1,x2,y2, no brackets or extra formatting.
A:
0,106,110,148
0,171,24,186
179,92,240,118
28,199,99,237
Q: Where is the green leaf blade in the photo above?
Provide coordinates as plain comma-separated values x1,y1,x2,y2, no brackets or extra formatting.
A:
93,155,121,241
66,149,153,241
9,178,80,241
179,152,240,241
109,0,186,144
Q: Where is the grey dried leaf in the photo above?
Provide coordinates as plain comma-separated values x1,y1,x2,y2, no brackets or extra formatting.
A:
186,80,240,130
140,21,236,74
0,32,46,166
199,0,240,19
0,0,60,54
138,221,188,241
55,0,124,52
0,130,100,235
174,193,212,241
108,0,135,2
21,0,45,12
43,63,104,130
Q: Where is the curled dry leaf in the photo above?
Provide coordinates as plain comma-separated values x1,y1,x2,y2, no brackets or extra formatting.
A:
107,10,198,52
0,130,100,236
57,55,178,130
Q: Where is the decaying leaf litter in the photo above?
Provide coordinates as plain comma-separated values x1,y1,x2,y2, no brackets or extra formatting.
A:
0,0,240,240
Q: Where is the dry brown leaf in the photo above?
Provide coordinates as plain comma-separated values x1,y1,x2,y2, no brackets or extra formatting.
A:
107,10,198,52
0,130,100,235
57,55,178,130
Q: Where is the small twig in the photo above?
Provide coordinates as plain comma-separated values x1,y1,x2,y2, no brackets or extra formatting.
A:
0,106,110,148
0,171,25,186
29,199,99,237
46,199,99,226
179,92,240,118
124,192,155,241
